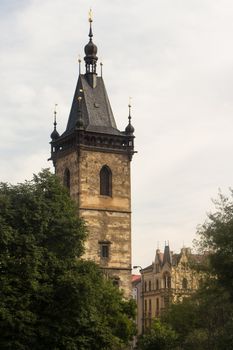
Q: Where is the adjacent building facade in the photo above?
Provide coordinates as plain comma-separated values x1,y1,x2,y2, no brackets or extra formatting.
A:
50,16,135,297
135,245,203,332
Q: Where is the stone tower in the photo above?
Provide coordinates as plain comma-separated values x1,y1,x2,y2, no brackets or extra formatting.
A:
50,15,135,297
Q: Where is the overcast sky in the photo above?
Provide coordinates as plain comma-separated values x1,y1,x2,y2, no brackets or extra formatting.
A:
1,0,233,269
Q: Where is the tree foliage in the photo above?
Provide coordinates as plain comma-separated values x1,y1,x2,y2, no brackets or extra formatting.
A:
137,319,178,350
162,281,233,350
197,190,233,299
0,170,136,350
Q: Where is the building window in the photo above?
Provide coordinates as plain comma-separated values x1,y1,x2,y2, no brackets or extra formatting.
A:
149,280,151,291
156,279,159,290
182,278,188,289
101,245,109,258
163,272,171,289
64,168,71,191
156,298,159,317
100,165,112,196
144,281,147,292
144,299,147,313
99,240,111,259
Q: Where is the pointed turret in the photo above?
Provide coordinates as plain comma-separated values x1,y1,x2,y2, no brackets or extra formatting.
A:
125,100,135,135
50,105,59,140
84,9,98,88
163,244,172,266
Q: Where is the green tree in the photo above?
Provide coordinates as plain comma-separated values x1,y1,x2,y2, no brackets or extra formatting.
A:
163,281,233,350
137,319,178,350
0,170,136,350
197,190,233,300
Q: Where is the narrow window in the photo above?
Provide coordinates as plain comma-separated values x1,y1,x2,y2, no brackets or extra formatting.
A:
182,278,188,289
149,299,152,315
64,168,71,192
144,281,147,292
156,298,159,317
149,280,151,291
156,279,159,290
99,240,111,259
101,245,109,258
144,299,147,313
164,273,171,289
100,165,112,196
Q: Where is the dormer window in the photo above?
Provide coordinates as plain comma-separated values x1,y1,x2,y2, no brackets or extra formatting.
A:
100,165,112,196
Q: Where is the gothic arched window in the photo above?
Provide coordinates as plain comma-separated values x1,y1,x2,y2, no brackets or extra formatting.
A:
100,165,112,196
64,168,71,192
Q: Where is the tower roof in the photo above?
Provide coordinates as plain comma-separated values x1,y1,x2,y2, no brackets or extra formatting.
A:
63,74,122,137
49,14,135,164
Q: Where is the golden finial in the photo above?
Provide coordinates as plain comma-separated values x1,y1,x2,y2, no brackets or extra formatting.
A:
88,8,93,23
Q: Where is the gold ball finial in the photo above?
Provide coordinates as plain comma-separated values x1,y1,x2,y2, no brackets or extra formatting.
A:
88,8,93,23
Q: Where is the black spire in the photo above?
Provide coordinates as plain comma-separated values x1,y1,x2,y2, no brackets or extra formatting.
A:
84,10,98,87
125,100,135,135
163,244,172,266
50,104,60,140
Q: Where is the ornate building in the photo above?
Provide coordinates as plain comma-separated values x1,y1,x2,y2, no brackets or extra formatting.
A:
134,245,203,332
50,15,135,297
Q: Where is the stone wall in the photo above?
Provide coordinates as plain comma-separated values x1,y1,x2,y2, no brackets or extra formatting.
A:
55,148,132,297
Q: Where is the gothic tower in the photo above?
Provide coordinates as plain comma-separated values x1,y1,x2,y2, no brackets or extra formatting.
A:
50,15,135,297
